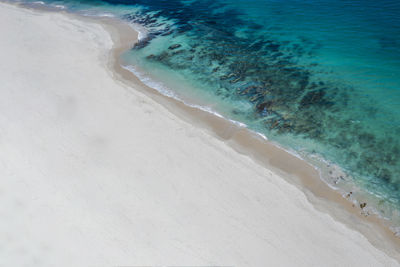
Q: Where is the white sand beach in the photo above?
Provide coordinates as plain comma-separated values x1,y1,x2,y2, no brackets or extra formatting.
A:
0,2,399,266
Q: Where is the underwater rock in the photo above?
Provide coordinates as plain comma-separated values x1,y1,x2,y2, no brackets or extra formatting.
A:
172,49,185,55
250,94,263,103
210,52,224,61
267,43,280,52
169,44,182,50
156,51,170,61
133,38,152,49
230,77,242,83
256,101,274,112
277,121,293,133
249,23,263,30
146,54,156,59
378,168,391,183
300,89,326,108
239,85,257,95
178,24,193,33
249,40,265,50
357,132,375,148
269,119,282,130
161,30,174,36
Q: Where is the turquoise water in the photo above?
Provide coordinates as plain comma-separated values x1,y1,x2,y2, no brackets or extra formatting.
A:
14,0,400,225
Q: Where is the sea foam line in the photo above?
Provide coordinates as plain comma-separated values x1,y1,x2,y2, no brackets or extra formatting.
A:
127,23,148,41
121,64,400,233
122,64,246,128
121,65,338,165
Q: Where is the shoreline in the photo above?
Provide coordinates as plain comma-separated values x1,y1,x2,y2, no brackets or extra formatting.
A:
100,11,400,260
3,1,400,264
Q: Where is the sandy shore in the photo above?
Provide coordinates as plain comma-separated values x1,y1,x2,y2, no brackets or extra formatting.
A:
0,2,399,266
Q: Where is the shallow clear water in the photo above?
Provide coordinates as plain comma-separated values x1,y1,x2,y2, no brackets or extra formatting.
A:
15,0,400,224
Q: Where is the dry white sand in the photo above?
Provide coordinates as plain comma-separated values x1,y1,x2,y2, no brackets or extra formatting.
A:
0,3,398,266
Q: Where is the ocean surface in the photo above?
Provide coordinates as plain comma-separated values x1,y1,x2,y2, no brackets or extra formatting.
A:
14,0,400,228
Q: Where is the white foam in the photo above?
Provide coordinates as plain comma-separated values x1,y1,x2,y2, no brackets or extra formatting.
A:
92,12,115,18
29,1,65,10
122,65,178,98
79,10,116,18
122,64,248,129
128,23,148,41
254,131,269,141
52,4,66,9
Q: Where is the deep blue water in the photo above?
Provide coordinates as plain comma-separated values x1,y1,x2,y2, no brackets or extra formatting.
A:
15,0,400,225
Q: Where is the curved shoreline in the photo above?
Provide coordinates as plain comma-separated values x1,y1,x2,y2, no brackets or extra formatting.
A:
6,0,400,262
100,14,400,260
